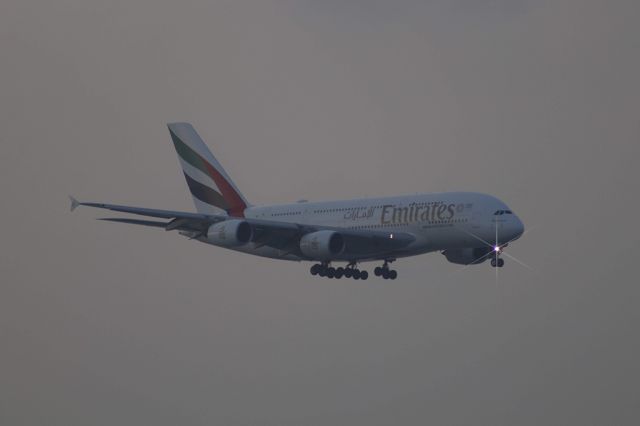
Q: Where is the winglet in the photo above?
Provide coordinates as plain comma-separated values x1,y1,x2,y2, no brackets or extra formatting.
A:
69,195,80,212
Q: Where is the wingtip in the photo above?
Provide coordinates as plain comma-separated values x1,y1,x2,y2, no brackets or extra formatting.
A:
69,195,80,212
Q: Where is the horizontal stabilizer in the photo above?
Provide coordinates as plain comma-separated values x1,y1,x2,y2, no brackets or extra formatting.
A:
70,199,220,220
98,218,169,228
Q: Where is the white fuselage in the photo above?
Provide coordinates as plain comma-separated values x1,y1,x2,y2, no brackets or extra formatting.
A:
74,123,525,272
211,191,524,263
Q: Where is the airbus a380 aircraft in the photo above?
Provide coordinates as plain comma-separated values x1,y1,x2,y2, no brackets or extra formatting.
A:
71,123,524,280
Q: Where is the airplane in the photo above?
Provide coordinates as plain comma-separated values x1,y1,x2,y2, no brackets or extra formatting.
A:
70,122,524,280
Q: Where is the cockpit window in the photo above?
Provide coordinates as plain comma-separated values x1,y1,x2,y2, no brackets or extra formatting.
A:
506,210,513,214
494,210,513,215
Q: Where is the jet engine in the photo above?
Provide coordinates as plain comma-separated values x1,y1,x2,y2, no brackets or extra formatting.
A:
207,220,253,247
300,230,345,260
443,247,492,265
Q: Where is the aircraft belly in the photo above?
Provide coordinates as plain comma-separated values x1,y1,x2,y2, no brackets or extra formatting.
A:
419,224,480,250
231,244,302,261
198,222,478,263
199,239,302,261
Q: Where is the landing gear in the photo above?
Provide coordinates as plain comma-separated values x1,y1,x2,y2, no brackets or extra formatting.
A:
345,262,368,280
490,256,505,268
375,268,398,279
311,260,399,280
310,262,331,277
310,264,321,275
374,259,398,280
309,262,368,280
353,269,369,280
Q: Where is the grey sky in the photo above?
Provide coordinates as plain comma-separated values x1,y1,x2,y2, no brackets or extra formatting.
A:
1,1,639,425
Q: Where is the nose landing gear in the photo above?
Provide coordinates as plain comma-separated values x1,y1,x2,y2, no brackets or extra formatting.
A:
490,248,505,268
490,258,505,267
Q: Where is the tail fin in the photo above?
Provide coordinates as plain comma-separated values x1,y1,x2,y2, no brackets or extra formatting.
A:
167,122,250,217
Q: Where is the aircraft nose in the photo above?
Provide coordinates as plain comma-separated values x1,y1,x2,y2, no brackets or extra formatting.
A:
512,216,525,240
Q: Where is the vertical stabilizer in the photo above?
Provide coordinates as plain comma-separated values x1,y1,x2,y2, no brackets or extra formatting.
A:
168,123,250,217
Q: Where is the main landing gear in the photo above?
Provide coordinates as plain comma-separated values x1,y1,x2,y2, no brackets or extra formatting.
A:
310,262,369,280
373,259,398,280
309,260,399,280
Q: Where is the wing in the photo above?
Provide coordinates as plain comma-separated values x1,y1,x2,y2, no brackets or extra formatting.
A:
70,196,225,235
244,218,415,259
70,196,415,260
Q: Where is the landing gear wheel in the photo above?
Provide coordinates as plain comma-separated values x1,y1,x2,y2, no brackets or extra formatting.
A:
326,267,335,278
334,267,344,279
377,259,397,279
491,258,497,267
498,258,505,268
344,268,353,278
360,270,369,280
310,264,320,275
352,269,361,280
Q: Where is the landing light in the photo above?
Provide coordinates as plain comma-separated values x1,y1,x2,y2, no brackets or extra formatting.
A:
390,233,394,239
494,246,501,252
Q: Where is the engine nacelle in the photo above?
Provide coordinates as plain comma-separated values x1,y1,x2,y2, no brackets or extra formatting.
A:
300,230,345,260
207,220,253,247
443,247,492,265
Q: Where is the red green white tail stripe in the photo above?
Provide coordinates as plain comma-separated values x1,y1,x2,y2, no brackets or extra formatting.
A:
168,123,249,217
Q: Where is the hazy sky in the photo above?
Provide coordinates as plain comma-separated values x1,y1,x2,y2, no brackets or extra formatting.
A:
1,1,639,425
